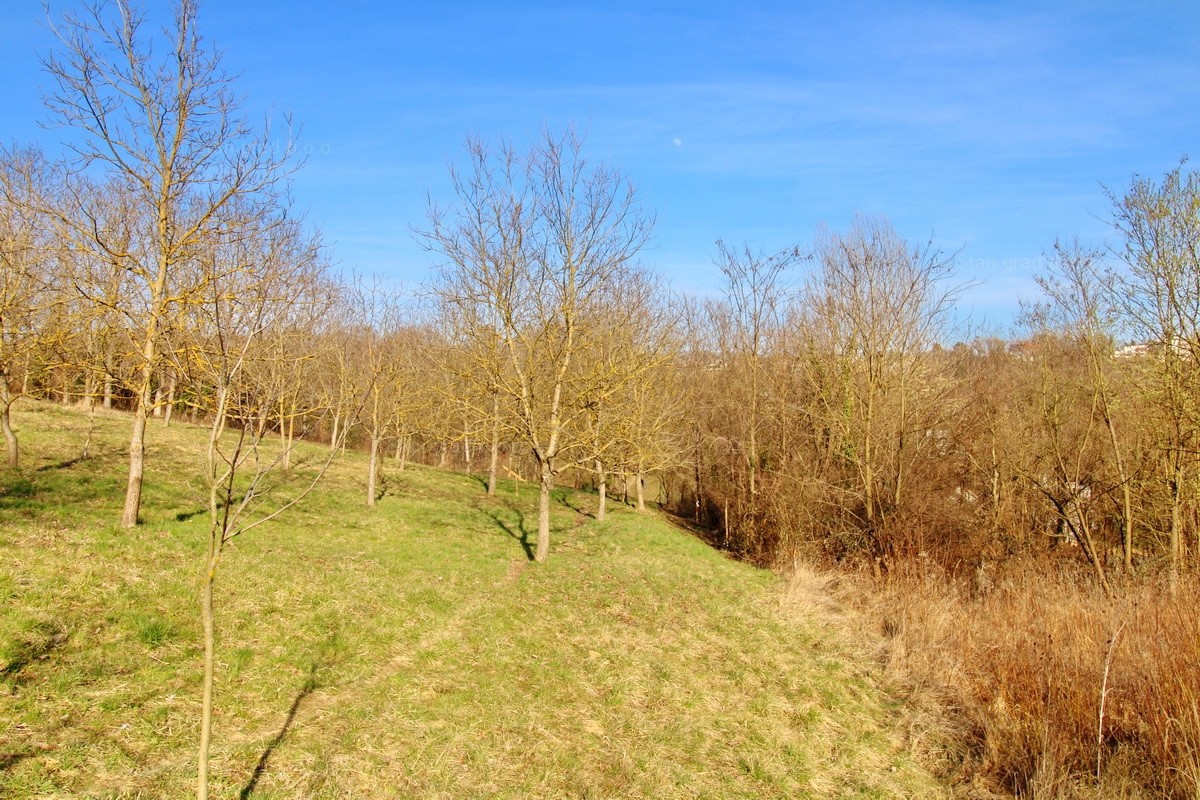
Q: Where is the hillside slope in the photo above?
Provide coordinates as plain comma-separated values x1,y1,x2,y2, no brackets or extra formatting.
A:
1,402,941,798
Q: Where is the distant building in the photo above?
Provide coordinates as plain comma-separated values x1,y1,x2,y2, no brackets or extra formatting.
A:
1115,343,1151,358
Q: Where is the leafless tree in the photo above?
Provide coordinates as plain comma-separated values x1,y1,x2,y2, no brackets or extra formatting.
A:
422,128,654,561
42,0,295,527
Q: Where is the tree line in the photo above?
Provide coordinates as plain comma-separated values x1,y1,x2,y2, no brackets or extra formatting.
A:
4,4,1199,597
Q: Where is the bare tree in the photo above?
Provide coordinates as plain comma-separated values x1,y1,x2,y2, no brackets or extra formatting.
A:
0,146,59,467
706,242,796,546
42,0,294,527
800,215,963,550
1036,240,1140,572
347,277,411,508
1109,164,1200,589
179,207,337,800
422,129,653,561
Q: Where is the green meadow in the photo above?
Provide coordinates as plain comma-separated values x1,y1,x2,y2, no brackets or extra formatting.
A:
1,401,939,798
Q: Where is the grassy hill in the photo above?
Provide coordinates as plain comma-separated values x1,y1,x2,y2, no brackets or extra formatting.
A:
1,401,941,798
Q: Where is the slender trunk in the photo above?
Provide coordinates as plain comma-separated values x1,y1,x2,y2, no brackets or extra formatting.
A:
163,374,176,429
197,539,220,800
636,470,645,511
595,459,607,522
536,460,552,562
2,382,17,469
103,350,114,409
367,434,380,507
398,436,410,471
153,378,164,417
125,238,167,528
1170,461,1182,596
1097,398,1134,570
279,413,290,472
122,402,149,528
487,394,500,496
329,412,340,454
81,369,96,410
287,414,296,469
438,442,448,469
1067,501,1112,597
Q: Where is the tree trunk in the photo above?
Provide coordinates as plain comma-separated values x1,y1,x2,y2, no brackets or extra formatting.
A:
103,350,115,409
280,413,290,472
1170,461,1182,595
197,539,220,800
636,470,645,511
81,368,96,410
367,434,380,508
1,382,18,469
329,412,340,454
487,394,500,496
153,379,164,417
162,371,176,427
536,460,552,562
595,459,606,522
122,401,149,527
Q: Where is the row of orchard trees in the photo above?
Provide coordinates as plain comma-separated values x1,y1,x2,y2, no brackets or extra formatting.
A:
0,1,685,564
0,3,681,796
5,0,1198,659
688,170,1200,594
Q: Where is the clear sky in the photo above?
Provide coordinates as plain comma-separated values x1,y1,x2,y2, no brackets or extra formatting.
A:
2,1,1198,330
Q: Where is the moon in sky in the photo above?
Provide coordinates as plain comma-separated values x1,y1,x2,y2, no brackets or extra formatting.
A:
672,137,682,147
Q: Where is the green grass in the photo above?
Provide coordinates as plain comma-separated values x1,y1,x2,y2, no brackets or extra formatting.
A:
0,400,942,798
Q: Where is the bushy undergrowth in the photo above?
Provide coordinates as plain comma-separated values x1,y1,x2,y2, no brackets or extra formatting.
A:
813,560,1200,799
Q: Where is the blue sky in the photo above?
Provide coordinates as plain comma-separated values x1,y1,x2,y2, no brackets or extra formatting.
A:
2,1,1198,330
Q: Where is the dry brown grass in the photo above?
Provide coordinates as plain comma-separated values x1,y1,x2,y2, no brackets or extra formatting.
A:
797,559,1200,799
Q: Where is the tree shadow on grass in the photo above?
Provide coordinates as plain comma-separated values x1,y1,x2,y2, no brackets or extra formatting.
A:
0,751,35,772
483,507,534,561
559,494,595,520
239,633,342,799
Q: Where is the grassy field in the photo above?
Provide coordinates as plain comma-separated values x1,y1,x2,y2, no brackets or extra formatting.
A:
1,401,941,798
